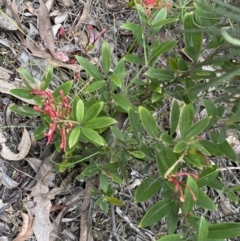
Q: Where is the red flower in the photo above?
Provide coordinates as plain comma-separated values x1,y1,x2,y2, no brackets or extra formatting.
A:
166,172,198,202
32,89,72,151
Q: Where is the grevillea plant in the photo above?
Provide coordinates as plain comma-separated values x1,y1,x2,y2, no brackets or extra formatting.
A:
9,0,240,240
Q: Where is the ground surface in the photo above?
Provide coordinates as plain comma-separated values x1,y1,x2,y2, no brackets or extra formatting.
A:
0,0,240,241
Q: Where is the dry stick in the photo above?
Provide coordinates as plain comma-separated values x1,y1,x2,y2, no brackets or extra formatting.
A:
115,207,156,241
79,176,96,241
108,205,121,241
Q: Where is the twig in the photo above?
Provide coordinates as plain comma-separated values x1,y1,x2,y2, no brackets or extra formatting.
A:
115,207,156,241
108,205,121,241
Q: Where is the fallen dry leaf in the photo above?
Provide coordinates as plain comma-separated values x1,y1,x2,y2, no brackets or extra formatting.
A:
29,179,54,241
0,159,19,189
0,128,31,161
57,0,74,7
13,213,34,241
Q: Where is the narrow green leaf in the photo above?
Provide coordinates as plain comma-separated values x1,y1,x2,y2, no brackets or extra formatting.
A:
183,12,202,59
156,234,187,241
101,41,111,74
112,94,132,112
179,103,195,138
196,190,217,210
166,202,179,234
139,106,158,138
82,164,99,176
202,99,218,116
76,56,104,80
34,126,48,140
112,59,125,76
85,80,105,93
41,65,53,90
135,175,162,203
152,18,178,28
124,54,144,64
208,223,240,239
83,117,117,129
217,140,237,162
109,74,123,88
53,81,73,99
139,199,173,227
198,216,209,241
100,174,109,193
17,67,36,89
105,196,124,206
150,7,167,36
144,68,174,81
81,127,105,146
10,89,32,100
148,40,177,64
9,104,39,117
170,99,180,136
129,151,145,159
73,97,84,123
83,102,104,122
200,140,223,156
185,117,211,139
174,141,187,153
128,107,142,139
68,127,80,149
182,176,199,215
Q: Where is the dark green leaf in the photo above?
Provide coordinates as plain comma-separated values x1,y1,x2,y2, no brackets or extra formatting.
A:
174,141,187,153
76,56,104,80
83,102,104,122
139,199,173,227
82,164,99,176
124,54,144,64
198,216,209,241
196,190,217,210
170,99,180,136
128,107,142,140
150,7,167,36
101,41,111,74
208,223,240,239
144,68,174,81
9,104,39,117
217,140,237,162
166,202,179,234
81,127,105,146
83,117,117,129
34,126,48,140
17,67,36,89
135,175,162,203
129,151,145,159
41,65,53,90
85,80,105,93
100,174,109,193
73,96,84,123
68,127,80,149
53,81,73,99
183,12,202,60
10,89,33,100
179,103,195,138
139,106,158,138
197,165,219,188
185,117,211,139
148,40,177,64
112,94,132,112
182,176,198,215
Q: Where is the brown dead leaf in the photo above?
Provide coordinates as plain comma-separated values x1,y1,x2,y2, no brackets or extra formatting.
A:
13,213,34,241
57,0,74,7
29,180,54,241
37,0,56,55
73,0,90,33
0,128,31,161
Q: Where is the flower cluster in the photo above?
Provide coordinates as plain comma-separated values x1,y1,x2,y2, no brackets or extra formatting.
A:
166,172,199,202
141,0,172,16
31,89,73,151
